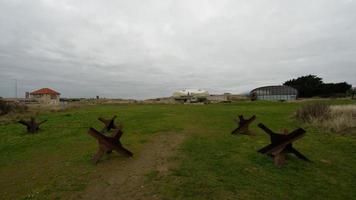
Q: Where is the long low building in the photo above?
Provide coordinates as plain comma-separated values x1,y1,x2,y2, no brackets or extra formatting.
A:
250,85,298,101
207,93,231,102
173,89,209,103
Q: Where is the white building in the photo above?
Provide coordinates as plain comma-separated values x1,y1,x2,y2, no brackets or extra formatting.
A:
173,89,209,103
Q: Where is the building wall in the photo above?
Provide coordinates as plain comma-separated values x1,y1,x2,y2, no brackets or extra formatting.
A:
256,95,297,101
207,95,229,102
30,94,60,104
251,85,298,101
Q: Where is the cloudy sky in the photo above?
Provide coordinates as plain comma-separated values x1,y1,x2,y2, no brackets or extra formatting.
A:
0,0,355,99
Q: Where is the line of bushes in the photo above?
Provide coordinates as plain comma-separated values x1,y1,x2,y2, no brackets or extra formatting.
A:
0,98,28,115
284,75,352,98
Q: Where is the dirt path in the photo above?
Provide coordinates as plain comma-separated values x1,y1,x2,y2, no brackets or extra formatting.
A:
70,132,186,200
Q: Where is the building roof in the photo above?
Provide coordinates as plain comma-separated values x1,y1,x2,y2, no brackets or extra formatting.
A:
251,85,298,95
30,88,60,95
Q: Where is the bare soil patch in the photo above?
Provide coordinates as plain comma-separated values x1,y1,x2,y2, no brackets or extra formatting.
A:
70,132,186,200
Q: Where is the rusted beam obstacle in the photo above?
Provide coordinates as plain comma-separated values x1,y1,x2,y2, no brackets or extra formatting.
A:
98,115,117,132
257,123,310,167
88,127,133,164
231,115,256,135
18,117,47,133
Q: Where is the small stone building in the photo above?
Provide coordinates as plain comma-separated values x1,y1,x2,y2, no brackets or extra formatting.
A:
29,88,61,104
250,85,298,101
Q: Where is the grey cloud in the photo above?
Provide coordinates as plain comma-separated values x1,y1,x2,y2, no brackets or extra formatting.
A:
1,0,355,99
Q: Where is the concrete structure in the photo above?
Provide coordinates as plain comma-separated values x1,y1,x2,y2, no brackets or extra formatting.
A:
250,85,297,101
207,93,231,103
173,89,209,103
29,88,61,104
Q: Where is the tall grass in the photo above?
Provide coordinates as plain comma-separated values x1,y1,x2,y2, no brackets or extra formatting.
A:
324,105,356,132
296,103,330,122
296,103,356,133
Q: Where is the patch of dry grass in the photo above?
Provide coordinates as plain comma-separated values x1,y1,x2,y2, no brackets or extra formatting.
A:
321,105,356,132
296,103,331,122
297,104,356,133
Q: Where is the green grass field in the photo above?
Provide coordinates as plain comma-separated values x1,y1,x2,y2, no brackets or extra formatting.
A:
0,100,355,199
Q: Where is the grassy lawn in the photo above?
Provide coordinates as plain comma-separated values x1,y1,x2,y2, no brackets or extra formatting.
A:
0,100,355,199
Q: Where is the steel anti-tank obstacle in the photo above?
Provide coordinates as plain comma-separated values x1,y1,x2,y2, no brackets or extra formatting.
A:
98,115,118,132
18,117,47,133
257,123,310,167
87,115,133,163
231,115,256,135
88,127,133,164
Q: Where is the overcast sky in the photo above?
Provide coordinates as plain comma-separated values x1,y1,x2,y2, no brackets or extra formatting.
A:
0,0,355,99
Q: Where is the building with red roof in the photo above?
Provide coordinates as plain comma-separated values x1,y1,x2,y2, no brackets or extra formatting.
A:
29,88,61,104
